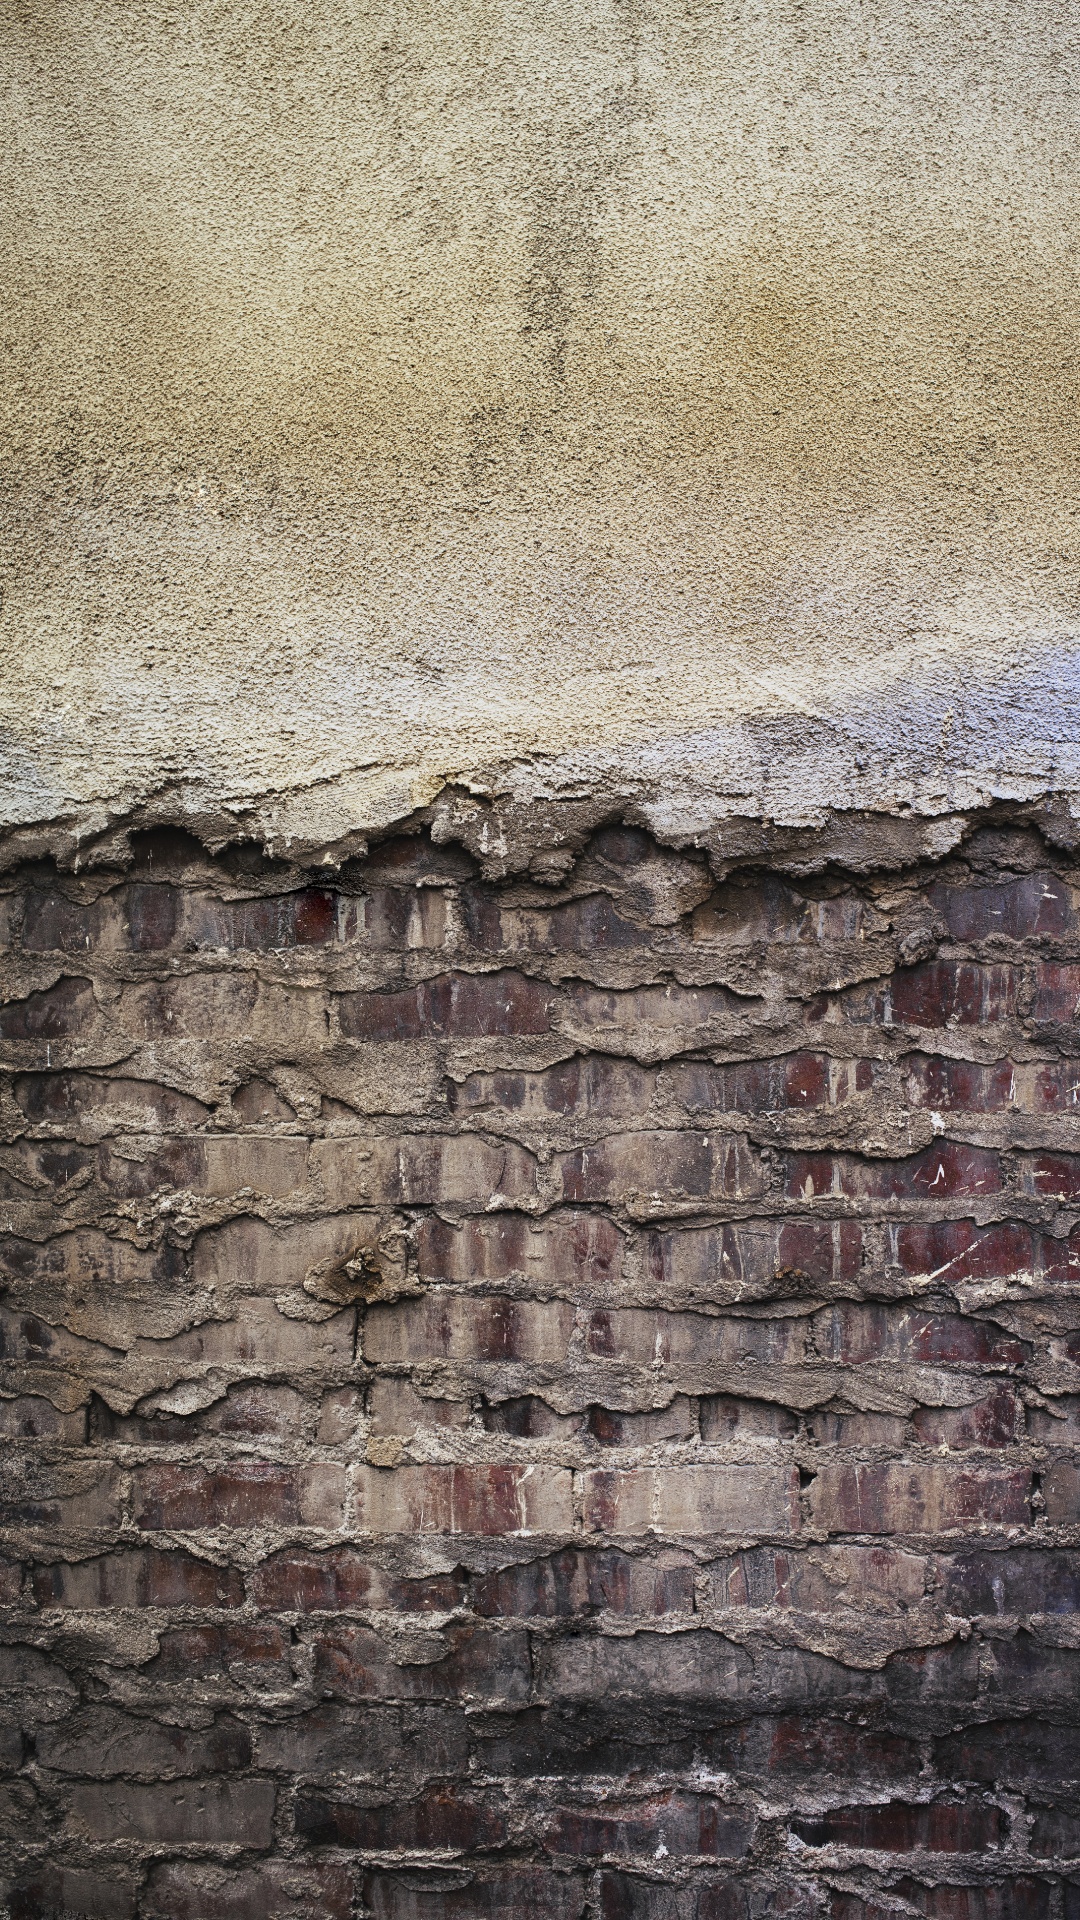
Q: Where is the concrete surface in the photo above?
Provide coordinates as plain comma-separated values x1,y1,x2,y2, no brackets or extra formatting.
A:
2,0,1078,857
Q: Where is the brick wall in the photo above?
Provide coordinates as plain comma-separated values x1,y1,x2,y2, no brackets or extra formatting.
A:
1,817,1078,1919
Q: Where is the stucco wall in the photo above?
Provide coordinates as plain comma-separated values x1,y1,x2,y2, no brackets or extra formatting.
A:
1,0,1078,860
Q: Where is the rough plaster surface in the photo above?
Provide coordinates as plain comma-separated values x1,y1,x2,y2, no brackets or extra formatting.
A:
2,0,1079,859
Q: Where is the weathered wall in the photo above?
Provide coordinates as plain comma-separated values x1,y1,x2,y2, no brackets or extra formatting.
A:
2,816,1079,1916
2,0,1080,857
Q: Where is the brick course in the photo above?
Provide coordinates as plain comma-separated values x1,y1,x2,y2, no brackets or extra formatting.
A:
1,817,1078,1913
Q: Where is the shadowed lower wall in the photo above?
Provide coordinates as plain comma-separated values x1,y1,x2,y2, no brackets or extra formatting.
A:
1,814,1078,1917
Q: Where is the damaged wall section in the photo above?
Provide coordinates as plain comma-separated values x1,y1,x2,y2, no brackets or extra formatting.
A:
0,813,1079,1918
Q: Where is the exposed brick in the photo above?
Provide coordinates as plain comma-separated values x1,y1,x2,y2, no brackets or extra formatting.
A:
33,1549,245,1609
912,1387,1024,1448
14,1070,211,1130
646,1220,863,1298
295,1784,507,1850
0,976,95,1039
936,1716,1080,1785
545,1792,754,1859
339,970,553,1039
363,1295,575,1365
930,872,1075,941
360,1867,587,1918
583,1308,806,1366
471,1548,695,1619
131,1463,346,1531
1,1864,138,1920
832,1886,1052,1920
250,1548,463,1612
787,1142,1002,1202
312,1623,530,1703
142,1861,354,1920
582,1466,799,1536
810,1462,1031,1534
791,1798,1004,1851
37,1706,251,1777
69,1776,276,1844
846,961,1019,1028
812,1302,1027,1367
1026,1153,1080,1201
558,1132,764,1205
1044,1458,1080,1523
314,1132,537,1206
353,1463,573,1534
416,1212,623,1288
1033,961,1080,1023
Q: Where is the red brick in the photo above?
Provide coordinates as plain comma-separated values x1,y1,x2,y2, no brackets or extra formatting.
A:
847,961,1019,1028
354,1463,573,1534
558,1131,764,1205
787,1142,1002,1202
810,1462,1031,1533
342,884,450,949
792,1798,1003,1851
0,976,95,1039
142,1861,354,1920
416,1212,623,1288
201,888,337,950
645,1221,863,1298
902,1053,1019,1112
1027,1153,1080,1200
250,1548,462,1613
69,1776,275,1844
587,1398,695,1444
582,1465,799,1536
32,1549,244,1609
338,969,553,1038
295,1784,507,1850
145,1625,291,1688
812,1302,1027,1367
545,1792,754,1859
936,1715,1080,1785
913,1388,1024,1449
131,1463,346,1531
1033,961,1080,1023
363,1294,575,1364
891,1218,1036,1288
471,1548,695,1619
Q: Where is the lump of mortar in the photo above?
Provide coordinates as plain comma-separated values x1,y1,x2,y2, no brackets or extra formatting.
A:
303,1216,416,1307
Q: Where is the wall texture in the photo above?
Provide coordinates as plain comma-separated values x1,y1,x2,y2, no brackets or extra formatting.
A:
2,0,1080,859
2,815,1079,1917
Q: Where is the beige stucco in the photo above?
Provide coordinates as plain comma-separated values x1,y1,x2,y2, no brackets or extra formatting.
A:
2,0,1078,856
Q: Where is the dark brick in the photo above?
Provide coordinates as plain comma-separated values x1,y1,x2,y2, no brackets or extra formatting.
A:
0,976,94,1038
339,969,553,1038
833,1886,1052,1920
791,1799,1004,1851
142,1861,354,1920
250,1549,463,1613
811,1463,1031,1534
545,1792,753,1859
1033,961,1080,1023
145,1622,291,1681
936,1716,1080,1786
912,1388,1024,1448
13,1070,210,1129
930,872,1074,941
416,1211,623,1288
1031,1806,1080,1856
312,1623,530,1704
131,1462,345,1530
471,1549,695,1619
32,1549,245,1609
4,1864,137,1920
296,1784,507,1850
361,1868,587,1918
69,1776,275,1844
